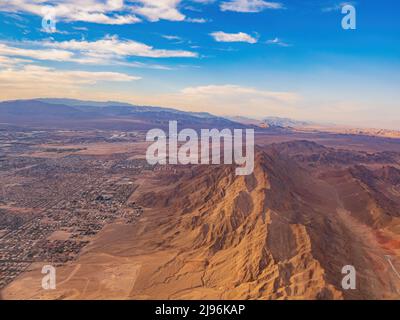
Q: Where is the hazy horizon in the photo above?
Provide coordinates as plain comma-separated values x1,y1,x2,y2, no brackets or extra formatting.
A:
0,1,399,129
1,96,398,131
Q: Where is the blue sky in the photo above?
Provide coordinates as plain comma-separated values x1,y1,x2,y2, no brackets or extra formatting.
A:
0,0,399,129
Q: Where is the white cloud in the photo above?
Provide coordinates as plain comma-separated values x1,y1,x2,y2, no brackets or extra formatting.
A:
0,0,141,25
131,0,185,22
0,64,139,100
72,26,89,31
0,55,32,68
162,34,183,41
0,43,74,62
0,0,205,24
322,2,355,12
180,85,298,102
220,0,283,13
210,31,258,44
185,17,208,23
266,37,291,47
190,0,216,3
0,64,138,85
42,35,198,59
0,36,197,68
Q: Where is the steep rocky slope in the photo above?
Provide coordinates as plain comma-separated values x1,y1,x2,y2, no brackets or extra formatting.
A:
3,141,400,300
125,144,400,299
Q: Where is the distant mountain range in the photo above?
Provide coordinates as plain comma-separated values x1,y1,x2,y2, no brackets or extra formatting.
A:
229,115,400,139
36,98,217,118
0,99,246,131
1,99,399,138
227,115,313,128
262,116,313,128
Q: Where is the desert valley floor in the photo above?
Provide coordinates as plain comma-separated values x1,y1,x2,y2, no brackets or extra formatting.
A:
1,124,400,300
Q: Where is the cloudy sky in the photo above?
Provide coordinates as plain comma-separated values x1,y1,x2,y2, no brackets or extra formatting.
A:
0,0,399,129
